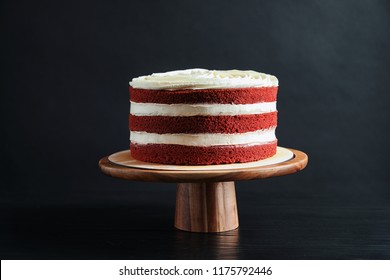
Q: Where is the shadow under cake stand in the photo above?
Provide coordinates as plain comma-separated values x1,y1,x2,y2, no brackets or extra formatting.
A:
99,147,308,233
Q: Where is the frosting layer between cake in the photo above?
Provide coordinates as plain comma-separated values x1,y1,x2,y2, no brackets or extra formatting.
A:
130,101,276,116
130,128,276,146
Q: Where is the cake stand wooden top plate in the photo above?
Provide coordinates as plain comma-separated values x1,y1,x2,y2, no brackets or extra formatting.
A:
98,147,308,183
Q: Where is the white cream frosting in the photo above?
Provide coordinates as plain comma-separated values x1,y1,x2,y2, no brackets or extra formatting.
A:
130,128,276,146
129,68,278,90
130,101,276,116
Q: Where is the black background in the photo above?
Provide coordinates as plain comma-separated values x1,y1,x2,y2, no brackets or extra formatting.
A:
1,0,389,259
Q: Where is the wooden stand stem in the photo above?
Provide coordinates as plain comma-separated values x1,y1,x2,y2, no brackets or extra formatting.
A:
174,181,239,232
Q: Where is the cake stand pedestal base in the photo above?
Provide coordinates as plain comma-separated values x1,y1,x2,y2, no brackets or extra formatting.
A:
175,181,238,232
98,147,308,233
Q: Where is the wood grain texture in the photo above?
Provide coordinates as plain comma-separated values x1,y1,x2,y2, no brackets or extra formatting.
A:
175,182,238,232
98,148,308,183
99,148,308,233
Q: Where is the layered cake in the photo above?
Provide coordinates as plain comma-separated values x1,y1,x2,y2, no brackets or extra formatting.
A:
129,69,279,165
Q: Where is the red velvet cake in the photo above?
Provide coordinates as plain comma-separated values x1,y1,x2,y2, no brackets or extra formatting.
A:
129,69,279,165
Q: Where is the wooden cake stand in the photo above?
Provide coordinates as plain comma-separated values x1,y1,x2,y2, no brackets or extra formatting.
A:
99,147,308,233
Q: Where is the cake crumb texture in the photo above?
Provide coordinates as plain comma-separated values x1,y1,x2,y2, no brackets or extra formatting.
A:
130,141,277,165
130,87,277,104
129,112,277,134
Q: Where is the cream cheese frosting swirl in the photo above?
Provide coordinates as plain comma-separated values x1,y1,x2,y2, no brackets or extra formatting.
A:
129,68,278,90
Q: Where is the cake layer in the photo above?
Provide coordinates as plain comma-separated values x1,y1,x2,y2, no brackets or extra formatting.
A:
130,112,277,134
130,128,276,146
130,87,277,104
130,141,278,165
130,101,276,116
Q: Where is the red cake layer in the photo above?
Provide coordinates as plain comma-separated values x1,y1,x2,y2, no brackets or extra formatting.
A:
130,87,277,104
129,112,277,134
130,141,277,165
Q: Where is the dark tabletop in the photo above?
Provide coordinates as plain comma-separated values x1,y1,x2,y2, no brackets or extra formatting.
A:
2,172,390,260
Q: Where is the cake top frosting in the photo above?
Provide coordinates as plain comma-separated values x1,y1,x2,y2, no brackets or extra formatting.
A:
129,68,278,90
